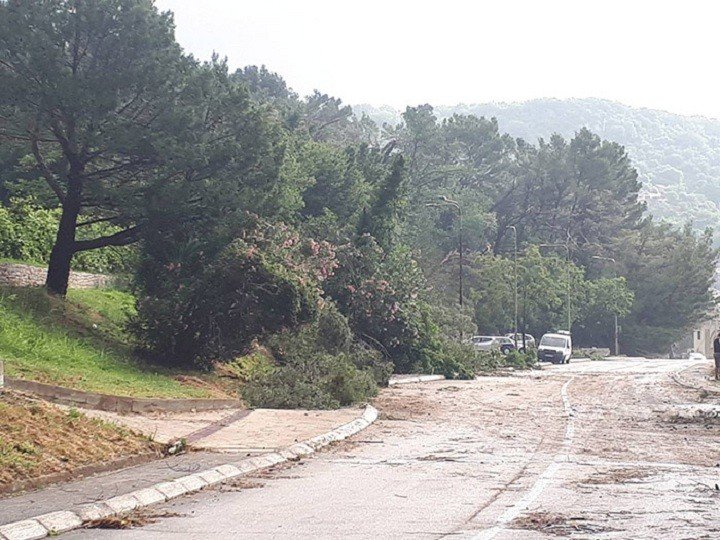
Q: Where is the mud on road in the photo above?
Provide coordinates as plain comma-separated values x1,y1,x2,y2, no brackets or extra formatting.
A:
68,358,720,539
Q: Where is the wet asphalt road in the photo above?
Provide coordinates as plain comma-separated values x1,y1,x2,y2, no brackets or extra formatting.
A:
68,358,720,539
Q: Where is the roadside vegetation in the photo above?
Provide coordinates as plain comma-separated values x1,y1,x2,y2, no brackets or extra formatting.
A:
0,392,159,491
0,0,716,409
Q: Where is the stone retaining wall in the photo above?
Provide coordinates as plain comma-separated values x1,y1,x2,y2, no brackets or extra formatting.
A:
0,262,112,289
6,378,241,413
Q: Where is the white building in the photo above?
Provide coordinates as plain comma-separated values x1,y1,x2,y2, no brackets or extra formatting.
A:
693,318,720,359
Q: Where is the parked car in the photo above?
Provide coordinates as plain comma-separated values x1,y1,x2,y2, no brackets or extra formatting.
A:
537,331,572,364
688,352,707,361
505,333,536,352
470,335,516,355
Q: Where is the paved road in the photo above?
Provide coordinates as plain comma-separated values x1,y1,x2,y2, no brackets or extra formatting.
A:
69,358,720,539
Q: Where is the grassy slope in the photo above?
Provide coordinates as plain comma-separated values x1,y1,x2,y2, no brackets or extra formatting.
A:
0,286,229,398
0,392,160,489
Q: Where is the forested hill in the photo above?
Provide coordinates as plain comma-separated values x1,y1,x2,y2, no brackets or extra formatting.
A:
355,99,720,232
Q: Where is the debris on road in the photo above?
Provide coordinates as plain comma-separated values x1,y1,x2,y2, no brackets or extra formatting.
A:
85,510,182,530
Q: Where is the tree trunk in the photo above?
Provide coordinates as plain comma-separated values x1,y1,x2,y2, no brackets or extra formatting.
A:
45,174,82,296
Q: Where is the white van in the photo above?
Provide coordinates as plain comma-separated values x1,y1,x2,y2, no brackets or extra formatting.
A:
537,332,572,364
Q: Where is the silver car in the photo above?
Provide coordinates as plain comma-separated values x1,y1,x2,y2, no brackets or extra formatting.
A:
470,335,516,354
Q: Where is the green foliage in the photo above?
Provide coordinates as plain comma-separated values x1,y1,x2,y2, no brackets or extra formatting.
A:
0,198,134,273
429,340,480,380
316,302,353,354
133,220,334,366
242,311,386,409
223,351,276,383
617,223,718,355
357,155,407,250
1,0,283,293
326,238,439,373
242,353,377,409
361,99,720,233
503,350,536,370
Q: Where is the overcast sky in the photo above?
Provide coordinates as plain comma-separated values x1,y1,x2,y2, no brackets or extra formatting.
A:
155,0,720,118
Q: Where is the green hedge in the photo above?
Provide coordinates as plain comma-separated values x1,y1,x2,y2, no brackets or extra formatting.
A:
0,199,135,274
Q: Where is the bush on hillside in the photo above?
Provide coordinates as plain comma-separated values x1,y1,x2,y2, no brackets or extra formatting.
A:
133,219,342,367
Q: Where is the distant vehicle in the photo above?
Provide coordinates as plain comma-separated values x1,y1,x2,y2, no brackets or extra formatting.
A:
470,335,516,355
537,332,572,364
506,333,536,352
688,352,707,361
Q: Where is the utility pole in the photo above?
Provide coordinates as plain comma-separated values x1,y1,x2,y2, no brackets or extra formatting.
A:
592,255,620,355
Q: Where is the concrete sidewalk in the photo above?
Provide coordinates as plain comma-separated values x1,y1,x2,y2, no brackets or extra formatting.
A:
0,405,366,527
82,407,362,452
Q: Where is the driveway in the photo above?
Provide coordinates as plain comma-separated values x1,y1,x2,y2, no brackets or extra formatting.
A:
68,358,720,539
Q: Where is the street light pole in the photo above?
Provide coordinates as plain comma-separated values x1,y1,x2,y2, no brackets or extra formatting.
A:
592,255,620,355
458,203,464,311
428,196,464,338
507,226,518,346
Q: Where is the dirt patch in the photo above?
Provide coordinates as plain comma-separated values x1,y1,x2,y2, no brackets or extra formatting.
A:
373,388,440,422
0,391,160,491
511,512,609,536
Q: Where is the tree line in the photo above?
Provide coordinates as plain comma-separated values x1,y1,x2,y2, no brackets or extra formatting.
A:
0,0,715,396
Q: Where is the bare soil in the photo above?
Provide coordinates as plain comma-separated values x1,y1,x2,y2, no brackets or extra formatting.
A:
0,391,160,491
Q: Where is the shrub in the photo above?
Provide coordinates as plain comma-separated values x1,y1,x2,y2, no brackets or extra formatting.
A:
242,352,377,409
316,302,353,354
431,340,481,380
475,350,506,371
325,238,442,373
472,349,537,372
242,313,384,409
133,220,336,367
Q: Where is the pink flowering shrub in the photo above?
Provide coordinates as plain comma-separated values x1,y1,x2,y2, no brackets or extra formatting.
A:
325,236,440,373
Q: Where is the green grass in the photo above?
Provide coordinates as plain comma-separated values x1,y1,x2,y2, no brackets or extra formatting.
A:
0,286,222,398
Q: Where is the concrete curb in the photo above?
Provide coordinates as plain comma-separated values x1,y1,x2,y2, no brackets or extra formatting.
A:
0,405,378,540
388,374,445,386
5,378,241,413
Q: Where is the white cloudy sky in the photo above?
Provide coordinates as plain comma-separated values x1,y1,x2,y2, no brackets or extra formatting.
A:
155,0,720,118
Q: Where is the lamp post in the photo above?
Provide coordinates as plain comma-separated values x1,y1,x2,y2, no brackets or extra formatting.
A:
427,196,464,337
591,255,620,356
507,226,519,347
539,242,571,332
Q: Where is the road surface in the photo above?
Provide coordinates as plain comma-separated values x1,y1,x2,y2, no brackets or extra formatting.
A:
69,358,720,539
